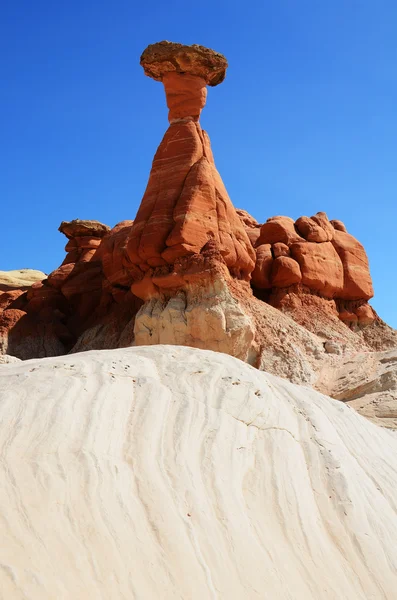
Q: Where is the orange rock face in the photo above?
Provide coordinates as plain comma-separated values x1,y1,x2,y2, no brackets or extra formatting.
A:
355,303,376,325
97,221,136,290
257,216,303,246
163,72,207,122
140,41,227,87
295,216,330,243
330,219,347,233
273,242,290,258
236,209,261,247
251,244,273,289
250,211,375,327
59,220,110,267
125,42,255,299
141,41,226,124
290,241,343,298
331,230,374,300
271,256,302,288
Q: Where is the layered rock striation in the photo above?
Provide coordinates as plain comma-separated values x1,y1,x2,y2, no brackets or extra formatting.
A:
126,41,255,304
122,41,257,359
1,345,397,598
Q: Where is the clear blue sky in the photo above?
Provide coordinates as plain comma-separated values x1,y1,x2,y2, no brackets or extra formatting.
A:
1,1,396,326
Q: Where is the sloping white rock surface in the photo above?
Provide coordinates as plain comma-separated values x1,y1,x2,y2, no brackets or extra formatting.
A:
0,345,397,599
318,347,397,429
0,269,46,290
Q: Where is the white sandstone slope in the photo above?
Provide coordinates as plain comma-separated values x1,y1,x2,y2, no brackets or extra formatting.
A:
0,346,397,599
0,268,46,290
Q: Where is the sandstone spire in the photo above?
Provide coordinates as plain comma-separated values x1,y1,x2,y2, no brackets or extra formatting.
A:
126,41,255,300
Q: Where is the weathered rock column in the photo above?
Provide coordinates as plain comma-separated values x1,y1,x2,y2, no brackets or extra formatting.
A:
163,72,207,122
126,41,255,298
127,41,256,361
140,41,226,123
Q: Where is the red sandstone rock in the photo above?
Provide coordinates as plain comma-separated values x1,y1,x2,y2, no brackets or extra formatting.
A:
290,241,344,298
339,310,358,325
251,244,273,289
295,212,334,243
163,72,207,122
272,242,290,258
98,221,136,288
47,264,76,289
311,212,334,241
246,229,261,247
59,221,107,268
60,265,103,301
59,220,110,239
79,249,97,263
62,250,80,266
0,290,25,311
236,209,260,229
236,209,261,247
74,236,102,249
141,41,226,123
271,256,302,288
140,41,227,86
125,42,255,299
25,282,61,313
257,216,303,246
331,230,373,300
111,220,135,234
65,239,77,252
131,272,158,301
126,121,255,279
0,309,26,340
10,218,115,350
152,271,185,289
355,304,375,326
295,216,329,243
330,219,347,233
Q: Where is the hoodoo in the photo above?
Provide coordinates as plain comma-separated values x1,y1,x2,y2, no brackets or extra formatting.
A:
126,41,255,299
122,41,258,360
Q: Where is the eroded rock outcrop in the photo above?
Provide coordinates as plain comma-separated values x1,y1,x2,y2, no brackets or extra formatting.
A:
126,42,255,300
248,211,375,330
1,40,395,424
122,41,257,360
0,220,141,358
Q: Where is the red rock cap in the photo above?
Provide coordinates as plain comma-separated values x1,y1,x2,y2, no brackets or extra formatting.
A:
140,41,228,86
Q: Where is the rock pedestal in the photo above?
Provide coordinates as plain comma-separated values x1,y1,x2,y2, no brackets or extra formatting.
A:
126,42,255,304
124,41,257,361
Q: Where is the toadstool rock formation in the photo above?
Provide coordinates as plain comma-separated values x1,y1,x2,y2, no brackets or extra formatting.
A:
126,42,255,290
124,41,257,360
